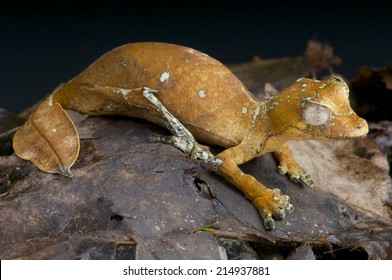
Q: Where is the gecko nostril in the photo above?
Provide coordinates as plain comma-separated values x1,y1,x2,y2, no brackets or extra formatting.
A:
355,120,369,136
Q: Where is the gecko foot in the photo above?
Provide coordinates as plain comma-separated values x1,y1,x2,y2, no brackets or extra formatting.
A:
277,165,315,187
253,188,294,230
149,133,222,167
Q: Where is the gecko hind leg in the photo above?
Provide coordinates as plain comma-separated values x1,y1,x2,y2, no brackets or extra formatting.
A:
142,87,222,167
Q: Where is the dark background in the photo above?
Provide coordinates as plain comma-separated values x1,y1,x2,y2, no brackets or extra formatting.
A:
1,1,391,114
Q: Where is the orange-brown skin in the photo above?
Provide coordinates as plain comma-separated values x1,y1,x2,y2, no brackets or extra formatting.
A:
13,42,368,230
53,43,257,147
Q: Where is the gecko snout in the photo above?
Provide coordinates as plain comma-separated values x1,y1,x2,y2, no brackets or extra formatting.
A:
351,117,369,138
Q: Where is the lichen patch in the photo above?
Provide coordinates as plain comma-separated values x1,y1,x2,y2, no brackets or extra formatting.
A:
113,88,131,101
252,107,260,126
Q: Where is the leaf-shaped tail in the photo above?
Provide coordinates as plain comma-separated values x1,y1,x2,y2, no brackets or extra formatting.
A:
13,95,80,177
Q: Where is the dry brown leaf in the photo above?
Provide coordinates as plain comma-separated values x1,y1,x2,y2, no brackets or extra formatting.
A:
350,65,392,121
2,115,390,259
381,65,392,90
304,40,342,73
12,96,79,177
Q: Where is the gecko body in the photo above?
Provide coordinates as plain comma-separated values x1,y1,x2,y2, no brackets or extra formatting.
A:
13,42,368,229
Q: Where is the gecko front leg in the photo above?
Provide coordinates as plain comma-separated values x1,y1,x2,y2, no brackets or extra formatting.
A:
142,88,293,230
216,146,294,230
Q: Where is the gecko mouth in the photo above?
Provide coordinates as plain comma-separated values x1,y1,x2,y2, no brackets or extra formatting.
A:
309,132,367,140
291,126,368,141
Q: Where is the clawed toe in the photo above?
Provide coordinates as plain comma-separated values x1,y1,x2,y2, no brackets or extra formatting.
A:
262,214,275,231
277,165,315,188
300,173,314,187
273,188,281,195
276,165,287,175
286,202,294,213
272,209,286,220
257,191,294,230
290,173,300,183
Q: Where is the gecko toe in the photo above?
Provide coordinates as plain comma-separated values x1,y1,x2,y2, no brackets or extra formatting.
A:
273,188,281,195
276,165,287,175
273,209,286,220
290,173,301,183
262,213,275,231
301,173,315,187
283,195,290,202
286,203,294,213
272,193,291,219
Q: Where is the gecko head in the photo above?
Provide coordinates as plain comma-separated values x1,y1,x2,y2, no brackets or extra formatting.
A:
267,76,368,141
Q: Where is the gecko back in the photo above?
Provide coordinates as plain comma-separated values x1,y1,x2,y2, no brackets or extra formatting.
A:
53,42,260,147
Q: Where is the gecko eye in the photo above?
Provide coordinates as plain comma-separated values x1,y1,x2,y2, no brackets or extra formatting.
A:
303,103,330,126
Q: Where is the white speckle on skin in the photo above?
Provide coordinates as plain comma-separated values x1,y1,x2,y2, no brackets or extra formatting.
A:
296,77,304,82
187,49,195,54
319,84,327,89
198,90,206,98
51,128,57,133
113,88,131,101
314,79,320,82
252,107,260,126
212,158,223,166
301,89,306,92
48,95,54,106
302,83,308,87
201,151,209,160
242,107,248,114
159,71,170,83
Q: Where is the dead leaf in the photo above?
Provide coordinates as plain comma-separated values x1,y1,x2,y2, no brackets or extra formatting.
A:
229,57,311,98
12,96,79,177
2,115,391,259
304,40,342,74
288,139,391,221
381,65,392,90
228,40,342,98
287,243,316,260
351,65,392,121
